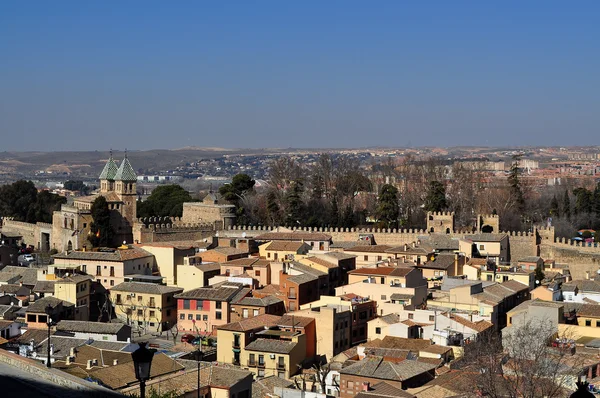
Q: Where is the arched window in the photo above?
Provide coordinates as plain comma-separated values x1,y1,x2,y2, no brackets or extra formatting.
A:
67,241,73,251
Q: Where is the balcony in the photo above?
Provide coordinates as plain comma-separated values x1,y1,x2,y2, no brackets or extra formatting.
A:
247,360,257,367
257,362,265,368
276,362,285,370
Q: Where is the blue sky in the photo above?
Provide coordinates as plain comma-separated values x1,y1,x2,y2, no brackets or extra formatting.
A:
0,2,598,151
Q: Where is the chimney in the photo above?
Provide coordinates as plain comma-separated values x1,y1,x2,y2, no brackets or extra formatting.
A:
66,356,72,365
362,382,370,391
93,359,98,366
49,344,54,356
404,244,408,251
70,347,75,357
86,360,93,370
586,271,591,280
113,359,118,366
411,242,416,248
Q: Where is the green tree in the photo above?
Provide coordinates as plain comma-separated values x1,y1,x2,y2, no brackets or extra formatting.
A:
0,180,38,222
266,190,281,225
593,183,600,215
375,184,399,228
562,189,571,219
63,180,90,195
549,195,560,218
508,155,525,212
534,267,545,286
423,181,447,212
90,196,114,248
573,187,592,215
137,185,192,218
329,195,340,227
219,174,255,202
284,180,304,226
32,190,67,223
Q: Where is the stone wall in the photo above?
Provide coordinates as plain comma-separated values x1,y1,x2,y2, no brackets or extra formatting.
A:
0,349,122,397
1,218,53,251
133,219,215,243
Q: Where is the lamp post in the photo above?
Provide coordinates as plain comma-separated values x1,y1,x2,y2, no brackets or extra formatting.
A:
131,342,156,398
44,304,55,368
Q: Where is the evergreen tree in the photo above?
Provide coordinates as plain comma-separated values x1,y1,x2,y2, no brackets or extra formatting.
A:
330,195,340,227
266,190,280,225
423,181,447,212
137,184,192,218
573,187,592,215
594,183,600,215
549,195,560,218
90,196,114,248
563,190,571,219
508,155,525,212
375,184,399,228
219,174,255,202
284,181,304,226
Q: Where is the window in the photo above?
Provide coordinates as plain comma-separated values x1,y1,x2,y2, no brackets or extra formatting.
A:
258,355,265,365
278,371,285,378
486,275,493,281
586,320,592,326
96,266,101,276
137,310,143,316
216,312,222,320
479,244,485,250
110,266,115,277
363,256,368,261
183,300,190,310
188,314,193,320
359,311,367,320
347,381,354,389
258,369,265,377
375,327,381,334
289,301,296,311
215,301,222,310
597,321,600,328
138,295,143,302
255,270,261,276
381,295,386,300
82,265,87,273
380,277,385,284
110,280,114,286
253,309,259,316
116,294,122,304
203,314,208,321
408,313,414,319
149,298,155,307
377,256,382,261
249,353,255,364
196,300,204,310
27,314,36,323
196,314,201,321
242,309,249,318
267,253,271,258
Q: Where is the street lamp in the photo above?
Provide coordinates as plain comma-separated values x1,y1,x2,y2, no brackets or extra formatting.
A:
131,342,156,398
44,304,56,368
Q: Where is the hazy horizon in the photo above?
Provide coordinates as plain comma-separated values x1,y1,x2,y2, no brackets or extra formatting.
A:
1,2,598,151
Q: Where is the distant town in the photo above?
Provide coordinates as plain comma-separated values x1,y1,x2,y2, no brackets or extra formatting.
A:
0,147,599,397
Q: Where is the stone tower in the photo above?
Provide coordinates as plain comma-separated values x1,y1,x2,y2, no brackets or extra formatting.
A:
99,152,118,193
426,211,455,234
477,214,500,233
113,155,137,243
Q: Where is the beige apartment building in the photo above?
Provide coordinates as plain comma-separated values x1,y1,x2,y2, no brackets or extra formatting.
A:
110,281,183,332
53,246,155,288
136,242,197,286
458,233,509,264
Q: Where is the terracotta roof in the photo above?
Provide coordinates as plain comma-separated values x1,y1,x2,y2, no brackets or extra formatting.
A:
401,319,433,328
217,314,282,332
210,247,249,256
464,233,508,242
363,336,434,351
419,254,458,270
302,256,339,269
89,352,183,389
324,252,357,261
254,231,332,241
345,245,394,253
175,283,244,301
278,314,315,328
577,304,600,318
340,356,436,382
245,338,297,354
348,267,414,277
379,314,401,324
56,320,129,335
253,376,294,398
54,247,154,262
221,258,271,268
111,282,183,295
235,295,283,307
264,241,309,252
445,313,493,333
27,296,74,313
355,381,415,398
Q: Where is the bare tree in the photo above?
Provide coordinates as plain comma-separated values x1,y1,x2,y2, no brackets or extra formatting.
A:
460,321,581,398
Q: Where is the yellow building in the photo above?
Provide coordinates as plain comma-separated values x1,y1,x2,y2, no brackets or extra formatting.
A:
259,241,311,262
53,274,93,321
458,233,509,264
480,266,535,290
243,333,307,379
136,242,197,286
176,262,221,291
110,281,183,333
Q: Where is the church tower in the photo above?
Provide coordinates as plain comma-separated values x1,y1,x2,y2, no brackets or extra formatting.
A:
99,152,118,193
114,154,138,230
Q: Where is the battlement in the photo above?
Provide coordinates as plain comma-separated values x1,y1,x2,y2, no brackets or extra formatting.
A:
426,211,455,217
227,225,430,234
1,218,36,231
479,214,499,219
137,222,214,232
